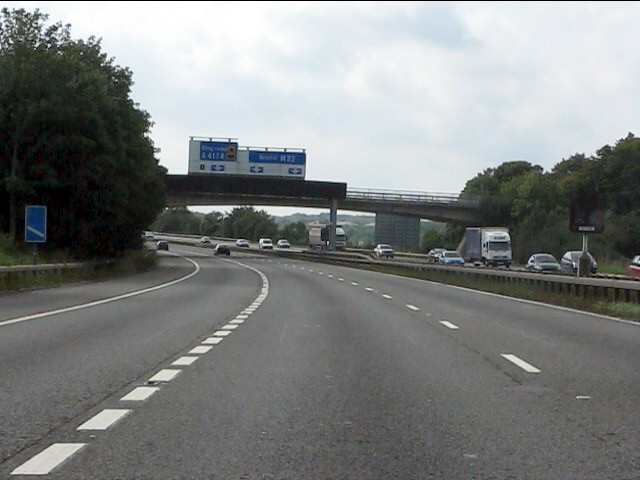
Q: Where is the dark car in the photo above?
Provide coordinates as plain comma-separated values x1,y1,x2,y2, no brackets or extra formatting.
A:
560,250,597,274
628,255,640,278
214,243,231,256
525,253,561,273
156,240,169,251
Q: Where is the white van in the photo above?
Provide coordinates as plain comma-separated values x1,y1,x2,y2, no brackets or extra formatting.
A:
258,238,273,250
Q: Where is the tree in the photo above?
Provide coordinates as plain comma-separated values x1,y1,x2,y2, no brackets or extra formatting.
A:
279,221,307,245
0,8,166,258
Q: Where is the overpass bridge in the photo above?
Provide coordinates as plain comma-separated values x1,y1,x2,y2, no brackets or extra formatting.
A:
164,175,483,225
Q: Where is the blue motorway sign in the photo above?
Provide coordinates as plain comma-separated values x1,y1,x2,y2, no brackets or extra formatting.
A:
25,205,47,243
199,141,238,161
248,150,306,165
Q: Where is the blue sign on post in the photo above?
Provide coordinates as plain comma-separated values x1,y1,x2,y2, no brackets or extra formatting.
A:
25,205,47,243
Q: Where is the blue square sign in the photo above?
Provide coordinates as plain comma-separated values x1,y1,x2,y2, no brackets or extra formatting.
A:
25,205,47,243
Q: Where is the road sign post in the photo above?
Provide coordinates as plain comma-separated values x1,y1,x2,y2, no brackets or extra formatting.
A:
25,205,47,265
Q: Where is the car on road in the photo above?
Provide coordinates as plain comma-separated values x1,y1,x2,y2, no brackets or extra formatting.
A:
525,253,561,273
427,248,447,263
438,250,465,265
156,240,169,251
200,236,212,244
276,239,291,249
373,244,394,259
143,231,155,240
628,255,640,278
560,250,598,274
258,238,273,250
235,238,250,248
213,243,231,256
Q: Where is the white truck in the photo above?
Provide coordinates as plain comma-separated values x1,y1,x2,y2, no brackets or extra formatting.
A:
308,223,347,250
458,227,512,267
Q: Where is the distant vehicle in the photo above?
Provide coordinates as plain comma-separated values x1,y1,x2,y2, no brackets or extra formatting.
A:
629,255,640,278
258,238,273,250
276,239,291,249
235,238,250,248
428,248,447,263
308,223,347,250
560,251,598,274
525,253,561,273
458,227,512,267
213,243,231,256
156,240,169,251
373,244,394,259
438,250,464,265
143,231,155,240
200,236,212,244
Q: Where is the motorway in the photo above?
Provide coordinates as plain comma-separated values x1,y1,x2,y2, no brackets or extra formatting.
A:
0,243,638,479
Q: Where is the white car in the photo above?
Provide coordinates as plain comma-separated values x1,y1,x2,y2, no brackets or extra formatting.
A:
373,244,394,259
276,239,291,249
258,238,273,250
200,236,212,244
235,238,250,248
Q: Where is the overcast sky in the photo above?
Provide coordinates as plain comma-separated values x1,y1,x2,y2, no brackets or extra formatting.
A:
7,1,640,216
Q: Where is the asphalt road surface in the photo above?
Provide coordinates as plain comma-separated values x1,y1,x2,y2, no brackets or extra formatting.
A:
1,245,638,479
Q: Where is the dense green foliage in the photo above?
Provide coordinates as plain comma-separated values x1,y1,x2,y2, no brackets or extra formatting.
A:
0,8,166,259
152,206,281,242
451,133,640,263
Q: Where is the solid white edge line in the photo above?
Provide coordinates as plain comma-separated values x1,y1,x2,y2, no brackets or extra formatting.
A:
120,386,159,402
77,409,131,431
0,254,200,328
11,443,87,475
341,261,639,327
501,353,541,373
440,320,460,330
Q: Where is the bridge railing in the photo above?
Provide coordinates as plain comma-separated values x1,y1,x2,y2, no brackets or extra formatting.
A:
346,188,480,206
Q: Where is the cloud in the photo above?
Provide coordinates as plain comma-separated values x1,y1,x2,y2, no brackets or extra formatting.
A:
6,1,640,198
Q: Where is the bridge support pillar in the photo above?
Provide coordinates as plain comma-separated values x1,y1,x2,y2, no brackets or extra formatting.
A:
329,198,338,251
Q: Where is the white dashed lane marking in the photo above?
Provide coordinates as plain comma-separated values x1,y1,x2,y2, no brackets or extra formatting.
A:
222,324,239,330
501,354,541,373
120,386,159,402
77,409,131,431
202,337,223,345
406,304,420,311
338,278,344,282
171,356,198,366
189,346,213,354
148,369,181,383
11,443,87,475
213,330,232,337
351,282,358,286
382,294,392,299
440,321,459,330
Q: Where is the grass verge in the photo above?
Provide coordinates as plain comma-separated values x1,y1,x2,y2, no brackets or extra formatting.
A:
0,250,158,292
